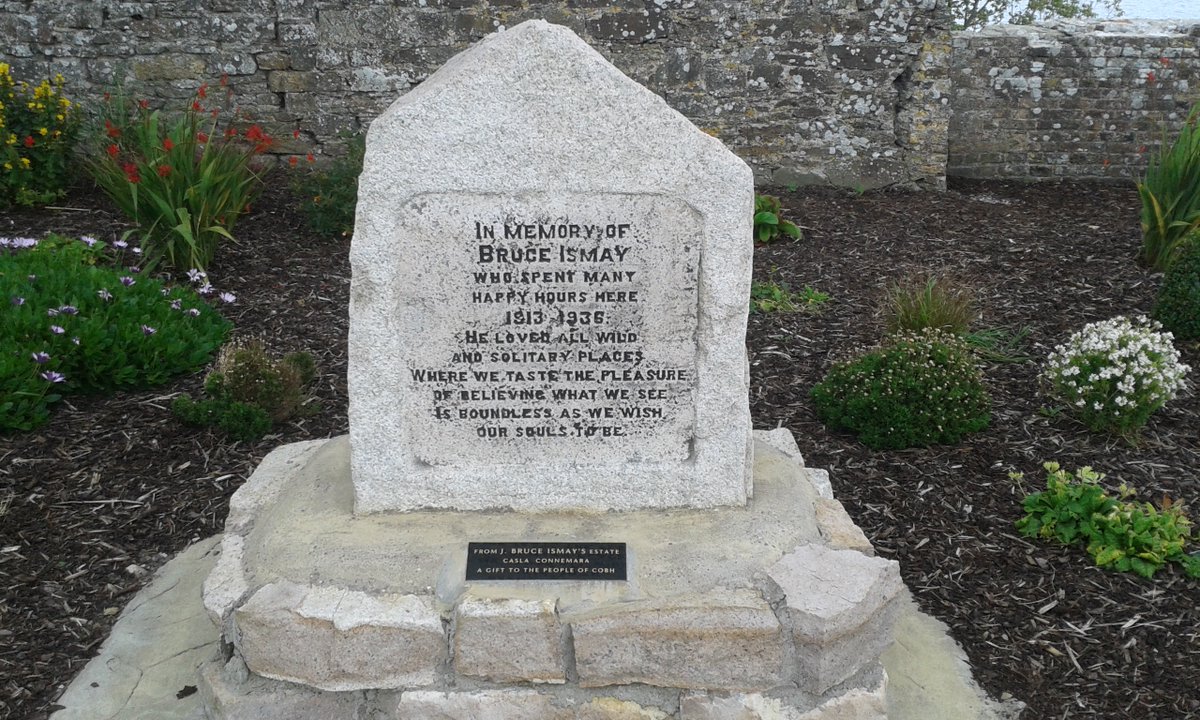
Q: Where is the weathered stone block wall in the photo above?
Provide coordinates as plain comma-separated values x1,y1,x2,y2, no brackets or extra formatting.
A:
949,20,1200,181
0,0,950,189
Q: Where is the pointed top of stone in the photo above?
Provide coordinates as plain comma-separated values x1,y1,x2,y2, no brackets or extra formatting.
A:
349,21,754,512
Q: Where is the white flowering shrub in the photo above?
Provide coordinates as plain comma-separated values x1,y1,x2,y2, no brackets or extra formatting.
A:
1044,316,1191,434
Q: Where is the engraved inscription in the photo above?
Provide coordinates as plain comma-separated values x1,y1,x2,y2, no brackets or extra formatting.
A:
401,194,700,466
466,542,627,580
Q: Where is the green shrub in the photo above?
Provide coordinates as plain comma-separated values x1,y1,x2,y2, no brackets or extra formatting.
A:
1,234,231,431
811,328,991,450
753,194,802,244
1138,103,1200,271
85,81,271,272
884,274,975,336
173,339,315,440
1015,462,1200,579
1043,315,1190,436
0,64,81,207
292,132,364,238
1152,236,1200,341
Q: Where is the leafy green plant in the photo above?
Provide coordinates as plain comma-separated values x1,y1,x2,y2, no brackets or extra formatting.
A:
1015,462,1200,579
173,339,316,441
1043,315,1190,436
1138,102,1200,272
85,80,271,272
753,194,802,244
811,328,991,450
884,274,976,336
0,63,81,207
1,234,231,431
750,278,828,314
291,131,364,238
963,325,1034,363
1152,236,1200,341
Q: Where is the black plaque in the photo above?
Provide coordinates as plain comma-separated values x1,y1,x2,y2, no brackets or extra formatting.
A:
466,542,627,581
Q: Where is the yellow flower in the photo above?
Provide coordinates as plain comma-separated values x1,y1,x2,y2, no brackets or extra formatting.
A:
54,74,64,85
39,127,47,136
2,162,11,171
6,133,15,145
19,157,30,168
0,63,8,75
59,98,70,109
55,113,64,121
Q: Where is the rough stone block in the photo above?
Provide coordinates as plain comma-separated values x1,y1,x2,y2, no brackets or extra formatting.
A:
680,672,887,719
201,533,249,632
267,69,314,92
570,589,785,691
132,53,206,80
814,498,874,556
394,689,570,720
235,582,445,691
765,545,903,693
199,656,372,720
453,595,565,683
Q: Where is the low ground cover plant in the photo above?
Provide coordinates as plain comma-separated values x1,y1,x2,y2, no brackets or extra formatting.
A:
750,278,828,314
811,328,991,450
0,63,80,207
753,194,802,244
1152,237,1200,341
86,81,272,272
292,131,363,238
1138,102,1200,271
173,339,316,441
1043,315,1190,436
1015,462,1200,579
1,235,230,431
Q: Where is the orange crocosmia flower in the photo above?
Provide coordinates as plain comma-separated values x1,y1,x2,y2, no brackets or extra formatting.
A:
163,138,174,151
105,119,121,138
106,144,119,158
1160,57,1169,66
1147,71,1156,83
245,125,265,142
220,73,229,87
306,153,315,163
139,99,149,109
293,129,300,139
192,101,203,112
157,165,171,177
197,83,208,99
225,127,237,139
288,156,299,166
197,132,208,143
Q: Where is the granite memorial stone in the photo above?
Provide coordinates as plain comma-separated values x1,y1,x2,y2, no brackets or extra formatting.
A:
349,19,754,513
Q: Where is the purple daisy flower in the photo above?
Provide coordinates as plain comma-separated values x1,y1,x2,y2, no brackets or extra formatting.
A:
113,239,129,249
47,308,59,317
198,283,213,296
80,236,98,247
31,351,50,364
170,299,182,310
132,247,142,255
11,296,24,306
98,288,113,301
120,276,135,287
186,269,206,283
71,337,80,346
40,370,66,383
50,325,65,335
186,308,201,317
219,291,236,304
141,325,156,336
58,305,78,315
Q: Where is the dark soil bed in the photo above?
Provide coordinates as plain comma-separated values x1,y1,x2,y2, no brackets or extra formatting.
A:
1,178,1197,720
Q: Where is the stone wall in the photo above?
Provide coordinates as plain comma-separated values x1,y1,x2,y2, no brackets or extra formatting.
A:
949,20,1200,181
0,0,950,190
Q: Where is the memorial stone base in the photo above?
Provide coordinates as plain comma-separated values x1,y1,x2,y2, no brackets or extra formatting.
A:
199,429,904,720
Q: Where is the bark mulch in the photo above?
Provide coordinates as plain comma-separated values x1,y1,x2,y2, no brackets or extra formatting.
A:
1,178,1197,720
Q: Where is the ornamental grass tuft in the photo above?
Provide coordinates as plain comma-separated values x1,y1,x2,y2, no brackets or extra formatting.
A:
1138,102,1200,271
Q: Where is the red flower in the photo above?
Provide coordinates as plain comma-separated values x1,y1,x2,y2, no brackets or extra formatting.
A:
1146,71,1156,84
139,99,149,109
1102,158,1110,167
157,165,172,177
192,101,203,112
163,138,175,151
220,73,229,87
288,156,299,166
197,83,208,99
106,144,119,158
1139,145,1148,154
197,132,209,143
306,153,315,163
1160,57,1170,66
23,135,34,148
245,125,265,142
225,127,238,139
211,109,218,119
105,119,121,138
123,162,140,184
293,129,300,139
103,92,111,102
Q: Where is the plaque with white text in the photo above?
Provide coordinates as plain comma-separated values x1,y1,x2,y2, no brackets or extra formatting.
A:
466,542,627,580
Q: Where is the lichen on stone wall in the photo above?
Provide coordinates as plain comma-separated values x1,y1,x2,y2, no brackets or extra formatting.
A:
0,0,949,189
949,20,1200,181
